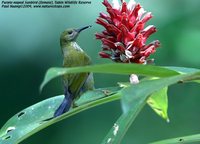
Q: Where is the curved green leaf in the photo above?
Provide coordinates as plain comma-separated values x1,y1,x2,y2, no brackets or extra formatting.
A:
1,65,200,144
194,80,200,83
121,72,200,113
102,72,200,144
75,87,121,106
0,87,121,144
166,66,200,74
150,133,200,144
40,63,179,92
147,87,169,122
119,80,169,121
0,96,63,144
101,104,146,144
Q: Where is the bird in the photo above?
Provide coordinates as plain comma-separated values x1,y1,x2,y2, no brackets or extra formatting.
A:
54,25,94,118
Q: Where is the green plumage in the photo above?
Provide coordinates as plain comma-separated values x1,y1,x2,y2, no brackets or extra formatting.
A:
62,41,92,98
54,26,94,117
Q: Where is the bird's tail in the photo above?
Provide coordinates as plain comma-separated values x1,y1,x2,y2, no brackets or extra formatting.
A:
54,87,72,117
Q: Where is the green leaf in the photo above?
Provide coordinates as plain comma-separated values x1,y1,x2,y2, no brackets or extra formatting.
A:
102,72,200,144
121,73,200,113
150,133,200,144
166,67,200,83
0,96,63,144
193,80,200,83
101,89,147,144
101,104,146,144
118,80,169,121
119,80,169,121
147,87,169,122
1,66,200,144
117,82,130,88
0,87,121,144
75,87,121,106
40,63,179,92
166,66,200,74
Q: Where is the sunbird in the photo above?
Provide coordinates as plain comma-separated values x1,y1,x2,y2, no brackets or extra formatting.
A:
54,25,94,118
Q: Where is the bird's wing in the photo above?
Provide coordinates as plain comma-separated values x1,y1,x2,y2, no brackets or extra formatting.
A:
81,73,95,93
62,50,92,99
65,73,89,100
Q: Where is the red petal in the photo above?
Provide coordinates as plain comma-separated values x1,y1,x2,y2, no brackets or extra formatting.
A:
121,2,127,13
142,40,160,50
153,40,161,48
133,21,145,33
121,24,129,34
142,25,157,39
141,12,152,24
133,33,145,48
96,18,109,28
102,30,110,35
102,45,110,50
129,4,141,21
113,18,121,27
117,32,122,42
107,7,117,19
95,33,106,39
141,45,156,57
124,32,135,45
100,12,112,23
117,45,126,51
102,38,116,49
99,51,111,58
114,42,126,52
107,24,121,35
102,0,112,9
138,56,146,63
120,24,130,44
121,12,129,26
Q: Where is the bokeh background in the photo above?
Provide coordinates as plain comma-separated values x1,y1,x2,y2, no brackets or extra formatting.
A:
0,0,200,143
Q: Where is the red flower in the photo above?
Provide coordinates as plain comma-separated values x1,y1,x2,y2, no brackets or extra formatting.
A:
95,0,160,64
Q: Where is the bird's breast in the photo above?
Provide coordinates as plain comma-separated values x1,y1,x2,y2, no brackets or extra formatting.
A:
63,50,91,67
71,42,83,52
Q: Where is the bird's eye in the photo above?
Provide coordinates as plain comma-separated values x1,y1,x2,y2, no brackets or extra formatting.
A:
68,31,73,35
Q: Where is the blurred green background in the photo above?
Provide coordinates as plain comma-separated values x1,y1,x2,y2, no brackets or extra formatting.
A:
0,0,200,143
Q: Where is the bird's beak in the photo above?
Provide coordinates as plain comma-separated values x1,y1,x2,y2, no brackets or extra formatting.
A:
76,25,92,33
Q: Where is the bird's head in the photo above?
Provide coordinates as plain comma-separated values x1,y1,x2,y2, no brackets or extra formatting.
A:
60,25,92,45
